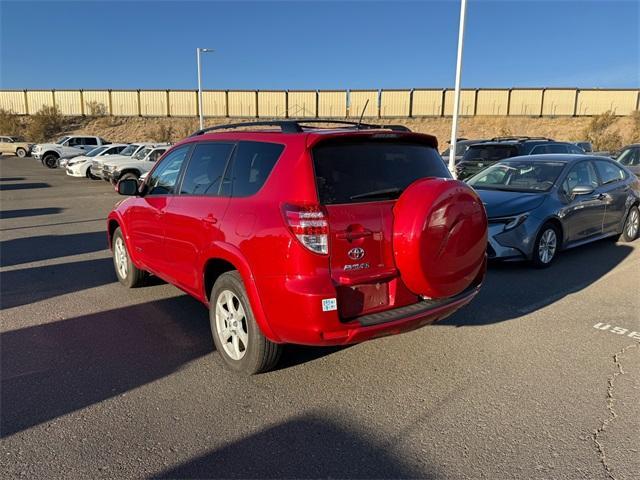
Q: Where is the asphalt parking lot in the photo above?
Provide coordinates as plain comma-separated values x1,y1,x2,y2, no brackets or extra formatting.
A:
1,154,638,479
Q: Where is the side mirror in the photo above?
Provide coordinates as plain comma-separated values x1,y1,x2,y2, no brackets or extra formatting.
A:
570,185,594,198
117,178,139,196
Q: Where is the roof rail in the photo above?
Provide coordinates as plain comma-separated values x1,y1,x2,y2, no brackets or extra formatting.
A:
190,119,411,136
489,136,555,142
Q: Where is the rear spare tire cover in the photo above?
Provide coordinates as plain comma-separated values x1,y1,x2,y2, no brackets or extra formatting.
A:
393,178,487,299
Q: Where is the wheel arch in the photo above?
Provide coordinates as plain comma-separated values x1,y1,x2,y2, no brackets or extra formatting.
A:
106,213,143,268
201,244,281,343
540,216,564,248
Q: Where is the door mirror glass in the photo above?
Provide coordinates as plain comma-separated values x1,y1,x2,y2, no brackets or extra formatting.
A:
117,178,139,196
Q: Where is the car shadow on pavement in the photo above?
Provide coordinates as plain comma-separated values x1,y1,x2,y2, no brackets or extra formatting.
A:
0,257,115,309
155,414,433,479
0,207,64,219
1,295,212,437
0,177,26,181
441,240,634,327
0,182,50,191
0,230,107,267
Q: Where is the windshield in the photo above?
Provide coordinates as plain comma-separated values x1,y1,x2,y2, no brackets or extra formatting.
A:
467,160,566,192
118,144,138,156
56,136,70,145
616,148,639,167
86,146,108,157
133,147,151,160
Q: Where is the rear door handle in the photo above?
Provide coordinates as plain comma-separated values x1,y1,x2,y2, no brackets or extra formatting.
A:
202,214,218,225
337,229,372,240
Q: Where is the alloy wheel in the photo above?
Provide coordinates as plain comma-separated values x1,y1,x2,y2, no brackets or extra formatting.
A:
215,290,249,361
114,237,128,279
538,228,557,264
626,208,639,239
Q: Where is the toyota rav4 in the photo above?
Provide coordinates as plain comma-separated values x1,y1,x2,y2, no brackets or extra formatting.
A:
108,120,488,374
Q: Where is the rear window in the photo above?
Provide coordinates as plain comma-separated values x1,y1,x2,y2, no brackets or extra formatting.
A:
227,141,284,197
463,145,518,162
313,140,450,205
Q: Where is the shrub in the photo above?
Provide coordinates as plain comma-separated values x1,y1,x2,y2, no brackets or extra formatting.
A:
583,110,623,152
26,106,66,142
0,109,23,136
85,101,108,117
155,123,174,142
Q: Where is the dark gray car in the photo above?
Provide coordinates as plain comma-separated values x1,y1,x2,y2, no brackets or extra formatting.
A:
615,144,640,176
466,154,640,267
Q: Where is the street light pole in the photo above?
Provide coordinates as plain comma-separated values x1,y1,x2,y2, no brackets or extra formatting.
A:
197,48,214,130
449,0,467,178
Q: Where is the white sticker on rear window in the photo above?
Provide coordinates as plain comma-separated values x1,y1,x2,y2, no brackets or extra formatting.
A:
322,298,337,312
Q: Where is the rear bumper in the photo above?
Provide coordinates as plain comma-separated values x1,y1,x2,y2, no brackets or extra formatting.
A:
255,262,485,346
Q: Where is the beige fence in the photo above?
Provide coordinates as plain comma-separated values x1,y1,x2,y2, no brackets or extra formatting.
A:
2,88,638,118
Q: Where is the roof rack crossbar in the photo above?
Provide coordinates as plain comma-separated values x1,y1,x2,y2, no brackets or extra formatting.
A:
190,119,411,136
489,136,555,142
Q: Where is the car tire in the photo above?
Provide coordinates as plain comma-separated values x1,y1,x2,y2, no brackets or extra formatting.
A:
620,205,640,242
119,172,139,182
86,167,98,180
15,148,27,158
210,271,282,375
531,223,560,268
43,153,58,169
112,227,147,288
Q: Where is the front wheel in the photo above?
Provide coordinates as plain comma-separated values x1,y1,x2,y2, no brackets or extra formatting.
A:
43,153,58,169
112,227,147,287
620,206,640,242
15,148,27,158
210,272,282,375
531,223,560,268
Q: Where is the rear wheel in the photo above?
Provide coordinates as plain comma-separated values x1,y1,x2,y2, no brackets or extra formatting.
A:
620,206,639,242
86,167,98,180
43,153,59,169
112,227,147,287
119,172,139,182
531,223,559,268
210,272,281,375
15,148,27,158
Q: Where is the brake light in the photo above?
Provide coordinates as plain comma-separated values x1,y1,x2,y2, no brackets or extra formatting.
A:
282,204,329,255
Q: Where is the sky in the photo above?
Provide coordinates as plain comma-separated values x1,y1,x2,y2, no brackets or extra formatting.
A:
1,0,638,90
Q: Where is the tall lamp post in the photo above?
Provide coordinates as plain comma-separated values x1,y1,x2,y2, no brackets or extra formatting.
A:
449,0,467,178
197,48,214,130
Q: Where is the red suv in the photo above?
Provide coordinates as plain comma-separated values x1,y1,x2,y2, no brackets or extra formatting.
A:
108,120,488,374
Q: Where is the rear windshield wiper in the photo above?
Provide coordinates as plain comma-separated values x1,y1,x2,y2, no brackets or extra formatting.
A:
350,187,402,200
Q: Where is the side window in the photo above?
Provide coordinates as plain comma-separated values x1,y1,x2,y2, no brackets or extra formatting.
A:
228,141,284,197
568,145,584,154
595,160,626,185
148,149,166,162
67,137,81,147
180,143,235,196
618,148,640,167
530,145,548,154
562,161,599,193
146,146,190,196
84,137,98,146
0,137,8,143
546,144,568,154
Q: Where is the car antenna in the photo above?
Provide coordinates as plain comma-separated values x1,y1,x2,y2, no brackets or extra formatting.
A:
357,99,369,129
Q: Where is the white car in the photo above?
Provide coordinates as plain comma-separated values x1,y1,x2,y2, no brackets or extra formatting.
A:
65,144,129,179
92,143,168,180
32,135,110,168
103,145,170,184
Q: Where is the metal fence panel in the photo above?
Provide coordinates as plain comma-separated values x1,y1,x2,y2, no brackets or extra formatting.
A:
542,89,577,116
54,90,83,115
258,91,286,118
169,91,197,117
318,91,347,118
444,90,476,116
476,89,509,115
412,90,443,116
0,91,27,114
139,90,167,117
576,90,638,116
288,91,316,118
202,91,227,117
82,91,111,115
380,90,411,117
228,91,256,117
508,89,543,116
26,90,54,113
349,90,378,118
111,90,139,116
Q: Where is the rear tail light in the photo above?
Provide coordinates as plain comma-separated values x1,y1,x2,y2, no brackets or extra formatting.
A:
282,204,329,255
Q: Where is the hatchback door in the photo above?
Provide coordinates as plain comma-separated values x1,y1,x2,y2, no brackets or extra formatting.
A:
312,137,453,319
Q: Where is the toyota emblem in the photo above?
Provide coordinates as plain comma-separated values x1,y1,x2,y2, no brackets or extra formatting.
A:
348,247,365,260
